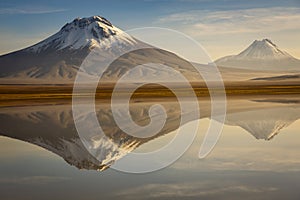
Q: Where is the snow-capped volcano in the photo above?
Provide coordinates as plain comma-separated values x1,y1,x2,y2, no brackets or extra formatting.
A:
0,15,145,83
215,39,300,71
237,39,291,59
0,15,204,84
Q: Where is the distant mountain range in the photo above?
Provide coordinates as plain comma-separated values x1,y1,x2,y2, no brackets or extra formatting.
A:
0,16,203,84
215,39,300,71
0,15,299,84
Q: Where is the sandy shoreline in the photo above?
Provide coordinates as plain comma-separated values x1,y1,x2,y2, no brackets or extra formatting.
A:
0,81,300,104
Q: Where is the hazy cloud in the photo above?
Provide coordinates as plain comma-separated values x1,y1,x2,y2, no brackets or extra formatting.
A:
0,7,67,15
116,181,278,199
0,176,71,184
170,145,300,172
157,7,300,35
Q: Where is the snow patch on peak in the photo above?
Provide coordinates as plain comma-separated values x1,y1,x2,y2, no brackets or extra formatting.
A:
237,38,291,59
261,38,276,47
26,15,137,53
70,16,114,28
232,119,291,140
82,135,140,167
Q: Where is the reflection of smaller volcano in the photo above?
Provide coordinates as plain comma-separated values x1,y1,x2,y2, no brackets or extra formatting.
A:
224,106,300,140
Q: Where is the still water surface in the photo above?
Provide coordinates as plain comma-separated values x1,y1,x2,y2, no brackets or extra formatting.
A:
0,95,299,199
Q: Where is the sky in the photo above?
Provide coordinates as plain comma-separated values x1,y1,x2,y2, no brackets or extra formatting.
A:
0,0,300,60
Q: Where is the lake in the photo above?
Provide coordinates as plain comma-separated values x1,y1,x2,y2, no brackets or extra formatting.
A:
0,94,299,199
